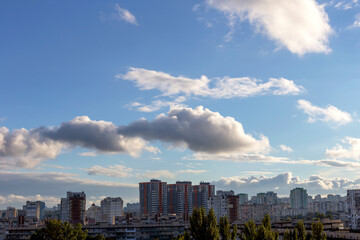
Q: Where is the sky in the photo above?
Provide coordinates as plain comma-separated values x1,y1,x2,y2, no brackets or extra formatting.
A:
1,0,360,209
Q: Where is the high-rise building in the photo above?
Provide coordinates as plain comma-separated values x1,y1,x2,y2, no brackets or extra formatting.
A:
60,191,86,224
290,188,308,209
167,181,192,215
348,189,360,229
101,197,124,224
139,179,167,215
86,203,102,224
237,193,248,205
192,182,215,212
208,190,238,223
265,191,278,205
23,201,40,220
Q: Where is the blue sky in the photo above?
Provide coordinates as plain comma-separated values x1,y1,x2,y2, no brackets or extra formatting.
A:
1,0,360,208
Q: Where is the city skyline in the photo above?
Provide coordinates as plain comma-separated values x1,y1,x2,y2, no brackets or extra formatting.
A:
1,0,360,209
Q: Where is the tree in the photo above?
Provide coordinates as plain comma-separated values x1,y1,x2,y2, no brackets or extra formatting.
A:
240,219,257,240
231,224,238,240
311,220,326,240
30,219,88,240
296,220,306,240
220,216,231,240
189,208,220,240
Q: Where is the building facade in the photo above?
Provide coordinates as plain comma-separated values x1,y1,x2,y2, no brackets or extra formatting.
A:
139,180,167,215
60,191,86,224
101,197,124,225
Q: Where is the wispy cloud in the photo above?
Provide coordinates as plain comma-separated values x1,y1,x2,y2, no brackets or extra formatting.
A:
101,4,138,26
297,99,352,126
112,4,138,25
86,165,133,178
120,67,304,99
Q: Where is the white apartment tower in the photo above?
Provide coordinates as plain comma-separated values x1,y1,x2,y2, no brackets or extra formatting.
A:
348,189,360,229
101,197,124,224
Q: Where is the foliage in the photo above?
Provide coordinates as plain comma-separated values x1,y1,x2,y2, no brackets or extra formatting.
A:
30,220,87,240
240,215,278,240
189,208,219,240
282,219,326,240
220,216,231,240
311,220,326,240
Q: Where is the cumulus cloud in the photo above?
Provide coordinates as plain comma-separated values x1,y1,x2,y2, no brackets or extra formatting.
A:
0,116,158,169
0,127,66,169
205,0,333,55
214,172,360,196
119,106,270,154
297,100,352,126
86,165,133,178
38,116,156,157
120,68,304,99
326,137,360,160
279,144,293,152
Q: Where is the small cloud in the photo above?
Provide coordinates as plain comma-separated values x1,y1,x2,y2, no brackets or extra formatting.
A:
279,144,293,152
78,151,97,157
297,99,352,126
102,4,138,26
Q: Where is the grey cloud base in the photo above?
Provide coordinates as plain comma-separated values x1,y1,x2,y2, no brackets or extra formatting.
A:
0,106,269,169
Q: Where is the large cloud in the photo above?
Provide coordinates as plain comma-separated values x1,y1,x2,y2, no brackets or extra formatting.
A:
214,172,360,196
0,116,156,169
120,68,304,99
1,106,271,169
39,116,151,157
205,0,333,55
297,99,352,126
119,106,270,154
0,127,66,169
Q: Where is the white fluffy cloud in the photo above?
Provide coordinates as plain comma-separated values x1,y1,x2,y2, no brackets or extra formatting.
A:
120,68,304,99
205,0,333,55
0,127,66,169
279,144,293,152
326,137,360,160
0,116,157,169
119,106,270,154
214,172,360,196
297,99,352,126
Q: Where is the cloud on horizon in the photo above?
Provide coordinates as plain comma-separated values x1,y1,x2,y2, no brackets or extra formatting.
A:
213,172,360,196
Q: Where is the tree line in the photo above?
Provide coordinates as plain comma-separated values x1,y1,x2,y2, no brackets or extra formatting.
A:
175,208,327,240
